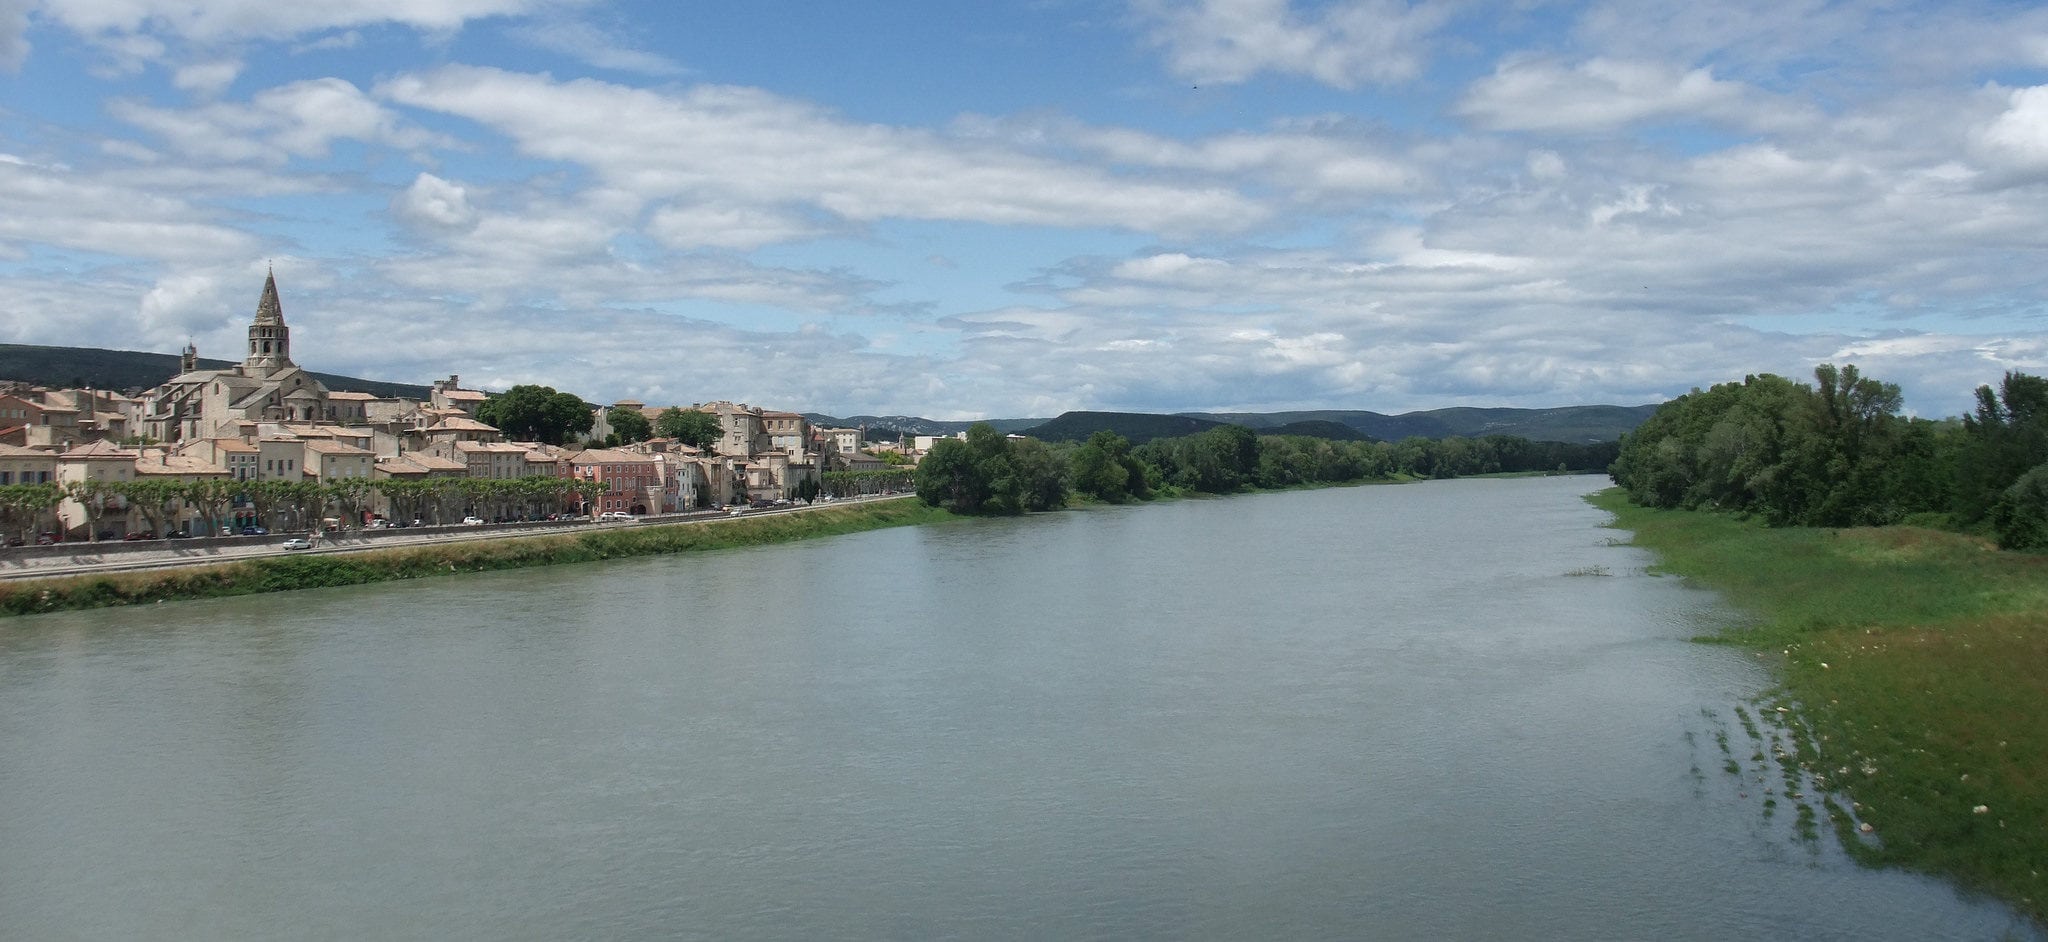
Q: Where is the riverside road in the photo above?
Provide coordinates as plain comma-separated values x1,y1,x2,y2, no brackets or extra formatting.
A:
0,494,915,582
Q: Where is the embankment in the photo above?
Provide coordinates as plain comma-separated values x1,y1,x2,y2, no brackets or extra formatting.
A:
1591,489,2048,924
0,501,951,618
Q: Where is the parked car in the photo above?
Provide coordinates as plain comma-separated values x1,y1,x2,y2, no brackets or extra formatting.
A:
462,516,485,525
239,526,268,536
280,537,313,550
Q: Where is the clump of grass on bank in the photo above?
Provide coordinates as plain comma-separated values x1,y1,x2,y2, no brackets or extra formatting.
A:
0,501,950,618
1592,489,2048,924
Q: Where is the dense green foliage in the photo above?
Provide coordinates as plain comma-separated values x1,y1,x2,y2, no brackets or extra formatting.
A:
1594,491,2048,924
915,421,1617,515
605,407,652,445
656,407,723,451
1611,365,2048,549
1038,404,1660,445
475,384,595,445
914,425,1068,515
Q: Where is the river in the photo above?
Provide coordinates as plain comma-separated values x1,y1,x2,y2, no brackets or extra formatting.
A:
0,476,2035,939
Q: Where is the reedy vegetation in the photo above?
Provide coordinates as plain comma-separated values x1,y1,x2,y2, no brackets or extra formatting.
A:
0,500,947,616
1593,492,2048,924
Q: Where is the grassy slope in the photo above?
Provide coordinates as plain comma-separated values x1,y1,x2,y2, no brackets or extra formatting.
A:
0,501,949,617
1591,489,2048,922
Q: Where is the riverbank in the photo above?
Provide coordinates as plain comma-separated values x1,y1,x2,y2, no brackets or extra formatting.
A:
0,500,950,617
1590,489,2047,923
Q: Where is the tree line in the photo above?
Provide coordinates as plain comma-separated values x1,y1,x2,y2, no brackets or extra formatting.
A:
1,475,608,543
1610,365,2048,550
913,423,1618,515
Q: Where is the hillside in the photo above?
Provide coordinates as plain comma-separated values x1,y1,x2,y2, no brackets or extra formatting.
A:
1021,411,1227,444
1028,403,1658,445
0,343,434,399
801,414,1049,436
1177,404,1661,444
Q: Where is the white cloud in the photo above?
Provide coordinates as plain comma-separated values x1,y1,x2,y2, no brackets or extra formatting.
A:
504,18,686,77
0,0,29,71
646,202,826,251
35,0,569,44
111,78,445,164
1977,85,2048,172
1458,57,1794,133
171,58,242,95
394,172,477,229
379,66,1268,237
0,155,259,261
1131,0,1453,88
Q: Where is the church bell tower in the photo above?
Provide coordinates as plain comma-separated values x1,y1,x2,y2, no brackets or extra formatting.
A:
244,265,293,376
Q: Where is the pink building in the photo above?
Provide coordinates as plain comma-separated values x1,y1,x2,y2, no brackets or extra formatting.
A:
571,448,663,515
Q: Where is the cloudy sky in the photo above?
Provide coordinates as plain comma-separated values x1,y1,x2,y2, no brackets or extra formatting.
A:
3,0,2047,418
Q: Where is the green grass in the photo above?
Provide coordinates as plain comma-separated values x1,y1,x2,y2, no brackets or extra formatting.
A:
0,501,950,617
1592,489,2048,924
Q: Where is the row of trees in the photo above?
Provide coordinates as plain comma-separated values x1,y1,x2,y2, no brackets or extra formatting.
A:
472,386,734,452
1610,365,2048,549
1,475,608,544
915,422,1619,515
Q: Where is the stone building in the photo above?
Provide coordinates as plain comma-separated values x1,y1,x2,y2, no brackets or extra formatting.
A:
141,269,334,443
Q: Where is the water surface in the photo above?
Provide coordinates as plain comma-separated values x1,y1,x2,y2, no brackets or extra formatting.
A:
0,477,2033,939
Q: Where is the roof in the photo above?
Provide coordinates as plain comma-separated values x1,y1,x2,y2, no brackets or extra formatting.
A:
201,438,259,453
254,268,285,324
327,391,377,401
570,447,658,464
376,454,467,475
134,455,227,476
440,388,488,401
454,441,529,454
303,439,373,456
0,443,56,460
59,440,137,460
427,416,498,433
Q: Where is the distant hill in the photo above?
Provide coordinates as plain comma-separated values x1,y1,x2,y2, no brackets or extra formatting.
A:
802,414,1049,436
1177,404,1662,444
1026,404,1659,445
0,343,434,399
1022,411,1227,444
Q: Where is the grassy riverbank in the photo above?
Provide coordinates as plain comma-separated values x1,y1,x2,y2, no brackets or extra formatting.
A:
0,501,950,618
1591,489,2048,922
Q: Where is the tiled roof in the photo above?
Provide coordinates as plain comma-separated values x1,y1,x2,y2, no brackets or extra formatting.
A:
60,440,137,459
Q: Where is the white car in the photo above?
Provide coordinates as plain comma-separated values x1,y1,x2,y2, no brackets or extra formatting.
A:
600,512,639,522
462,516,485,525
280,537,313,550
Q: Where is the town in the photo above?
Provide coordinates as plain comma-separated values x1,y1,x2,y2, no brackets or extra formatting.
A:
0,272,924,544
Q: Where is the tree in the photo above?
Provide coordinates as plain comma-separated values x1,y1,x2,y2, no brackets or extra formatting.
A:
916,436,990,513
476,385,594,445
607,408,652,446
1071,430,1147,503
656,407,723,452
0,483,63,543
63,479,119,540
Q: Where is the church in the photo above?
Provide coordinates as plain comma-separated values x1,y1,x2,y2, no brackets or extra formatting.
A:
141,268,333,443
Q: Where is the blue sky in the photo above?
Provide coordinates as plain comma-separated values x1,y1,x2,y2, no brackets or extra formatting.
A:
3,1,2047,419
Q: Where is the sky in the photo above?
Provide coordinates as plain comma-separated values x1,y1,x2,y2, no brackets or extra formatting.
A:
3,1,2047,419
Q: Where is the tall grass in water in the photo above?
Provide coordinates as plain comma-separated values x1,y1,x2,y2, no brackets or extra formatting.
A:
1592,489,2048,924
0,502,951,617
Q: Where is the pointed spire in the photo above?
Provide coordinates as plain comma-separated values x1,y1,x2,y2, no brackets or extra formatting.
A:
254,263,283,324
